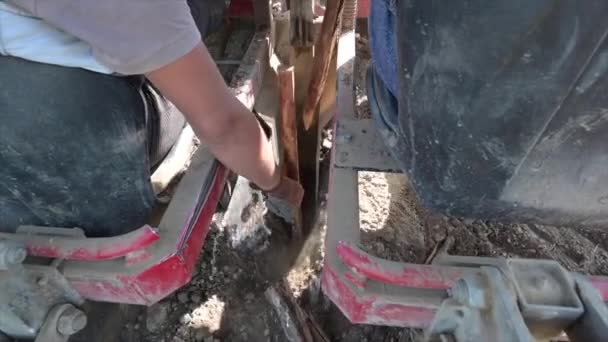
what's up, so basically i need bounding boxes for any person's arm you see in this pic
[146,43,280,190]
[9,0,303,203]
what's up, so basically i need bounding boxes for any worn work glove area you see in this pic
[223,175,303,254]
[265,175,304,209]
[263,175,304,225]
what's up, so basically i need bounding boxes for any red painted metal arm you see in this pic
[337,241,469,290]
[588,275,608,302]
[0,225,159,261]
[338,241,608,302]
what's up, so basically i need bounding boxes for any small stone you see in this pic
[194,330,208,341]
[264,329,270,336]
[191,293,202,304]
[179,313,192,325]
[177,292,189,303]
[462,218,475,225]
[146,303,169,332]
[245,293,255,302]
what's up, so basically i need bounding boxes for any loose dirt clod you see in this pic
[146,303,169,333]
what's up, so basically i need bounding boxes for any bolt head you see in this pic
[6,247,26,265]
[57,306,87,336]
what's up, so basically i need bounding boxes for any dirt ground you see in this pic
[88,29,608,342]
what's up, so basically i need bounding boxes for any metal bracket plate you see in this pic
[334,118,401,172]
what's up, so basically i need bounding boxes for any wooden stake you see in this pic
[302,0,346,130]
[278,66,300,182]
[278,66,303,239]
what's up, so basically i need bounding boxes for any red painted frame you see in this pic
[0,225,159,261]
[66,163,229,305]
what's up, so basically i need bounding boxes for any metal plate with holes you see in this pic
[334,118,401,172]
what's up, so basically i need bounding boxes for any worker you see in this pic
[0,0,303,237]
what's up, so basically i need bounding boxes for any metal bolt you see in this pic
[0,243,27,269]
[56,306,87,336]
[449,279,470,305]
[37,276,49,286]
[5,246,26,265]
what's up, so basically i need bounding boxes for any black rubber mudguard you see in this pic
[395,0,608,227]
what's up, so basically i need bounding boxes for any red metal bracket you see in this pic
[0,226,159,261]
[65,162,228,305]
[336,241,466,290]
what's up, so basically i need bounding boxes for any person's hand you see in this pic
[251,174,304,222]
[266,175,304,208]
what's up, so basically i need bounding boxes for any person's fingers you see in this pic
[269,177,304,207]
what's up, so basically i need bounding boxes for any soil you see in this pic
[80,23,608,342]
[354,34,371,119]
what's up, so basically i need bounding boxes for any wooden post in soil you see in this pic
[277,66,303,238]
[278,67,300,183]
[289,0,318,230]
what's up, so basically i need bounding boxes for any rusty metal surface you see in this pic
[334,118,401,172]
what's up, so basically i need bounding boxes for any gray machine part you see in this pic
[566,274,608,341]
[0,239,85,340]
[35,304,87,342]
[425,258,608,341]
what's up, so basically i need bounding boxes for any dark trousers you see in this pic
[0,0,226,236]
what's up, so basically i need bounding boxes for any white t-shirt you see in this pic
[0,1,112,73]
[2,0,201,75]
